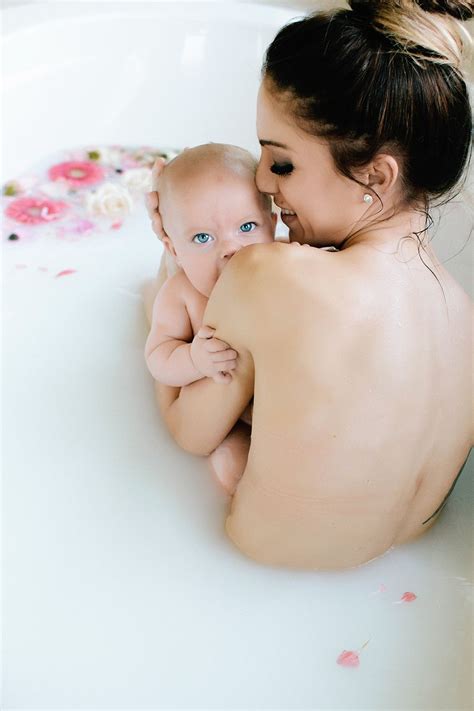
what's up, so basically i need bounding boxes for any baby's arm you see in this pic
[145,273,238,387]
[145,274,201,386]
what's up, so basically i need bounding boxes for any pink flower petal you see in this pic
[401,592,417,602]
[48,161,104,187]
[5,197,68,225]
[337,650,360,668]
[55,269,77,278]
[370,583,387,596]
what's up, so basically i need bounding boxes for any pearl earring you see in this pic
[363,193,373,205]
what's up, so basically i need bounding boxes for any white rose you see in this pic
[85,183,133,219]
[121,168,152,194]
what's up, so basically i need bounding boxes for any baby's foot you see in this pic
[208,423,251,496]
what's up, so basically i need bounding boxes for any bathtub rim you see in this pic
[1,1,304,39]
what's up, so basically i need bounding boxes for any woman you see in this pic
[144,0,473,570]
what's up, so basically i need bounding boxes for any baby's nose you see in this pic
[220,240,240,260]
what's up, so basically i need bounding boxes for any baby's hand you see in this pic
[190,326,237,384]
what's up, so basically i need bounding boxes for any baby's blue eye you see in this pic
[240,222,257,233]
[193,233,213,244]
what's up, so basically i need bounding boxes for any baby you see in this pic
[144,143,277,493]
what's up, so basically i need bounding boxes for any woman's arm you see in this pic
[157,245,265,456]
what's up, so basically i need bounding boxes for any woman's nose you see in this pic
[256,157,277,196]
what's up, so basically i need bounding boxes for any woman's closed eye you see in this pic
[192,233,213,244]
[270,162,294,176]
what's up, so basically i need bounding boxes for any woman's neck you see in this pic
[341,207,440,266]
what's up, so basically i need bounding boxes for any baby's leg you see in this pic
[209,421,251,496]
[143,256,250,494]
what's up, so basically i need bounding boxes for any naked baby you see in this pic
[144,143,276,494]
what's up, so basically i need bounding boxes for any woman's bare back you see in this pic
[224,241,473,569]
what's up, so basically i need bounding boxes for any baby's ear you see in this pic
[151,156,167,191]
[162,235,180,264]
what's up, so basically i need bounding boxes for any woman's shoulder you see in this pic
[231,241,334,283]
[208,241,345,328]
[234,241,349,301]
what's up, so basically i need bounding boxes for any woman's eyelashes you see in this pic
[270,162,294,176]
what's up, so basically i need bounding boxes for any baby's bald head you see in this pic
[153,143,276,296]
[156,143,271,234]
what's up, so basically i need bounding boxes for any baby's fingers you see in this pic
[212,371,233,384]
[196,325,216,340]
[211,349,238,363]
[206,337,234,353]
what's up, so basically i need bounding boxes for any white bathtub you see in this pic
[2,2,473,708]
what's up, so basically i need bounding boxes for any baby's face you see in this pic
[160,170,276,297]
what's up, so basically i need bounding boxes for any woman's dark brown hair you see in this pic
[262,0,473,209]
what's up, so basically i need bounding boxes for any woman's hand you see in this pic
[190,326,237,384]
[145,156,167,240]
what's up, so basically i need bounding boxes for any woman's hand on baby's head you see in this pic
[190,326,237,384]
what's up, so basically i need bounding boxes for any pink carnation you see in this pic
[48,161,104,187]
[5,197,68,225]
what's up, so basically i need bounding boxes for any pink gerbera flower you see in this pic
[48,161,104,187]
[5,197,68,225]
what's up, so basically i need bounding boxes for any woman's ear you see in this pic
[363,154,400,195]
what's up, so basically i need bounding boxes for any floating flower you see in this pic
[85,182,133,220]
[3,181,20,196]
[121,156,141,170]
[48,161,104,187]
[5,197,68,225]
[337,650,360,668]
[121,167,152,194]
[132,146,180,167]
[337,639,370,668]
[370,583,387,596]
[72,218,95,234]
[55,269,77,278]
[94,146,124,167]
[56,219,96,240]
[393,591,417,604]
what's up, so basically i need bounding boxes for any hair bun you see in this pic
[348,0,376,19]
[349,0,474,21]
[416,0,474,20]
